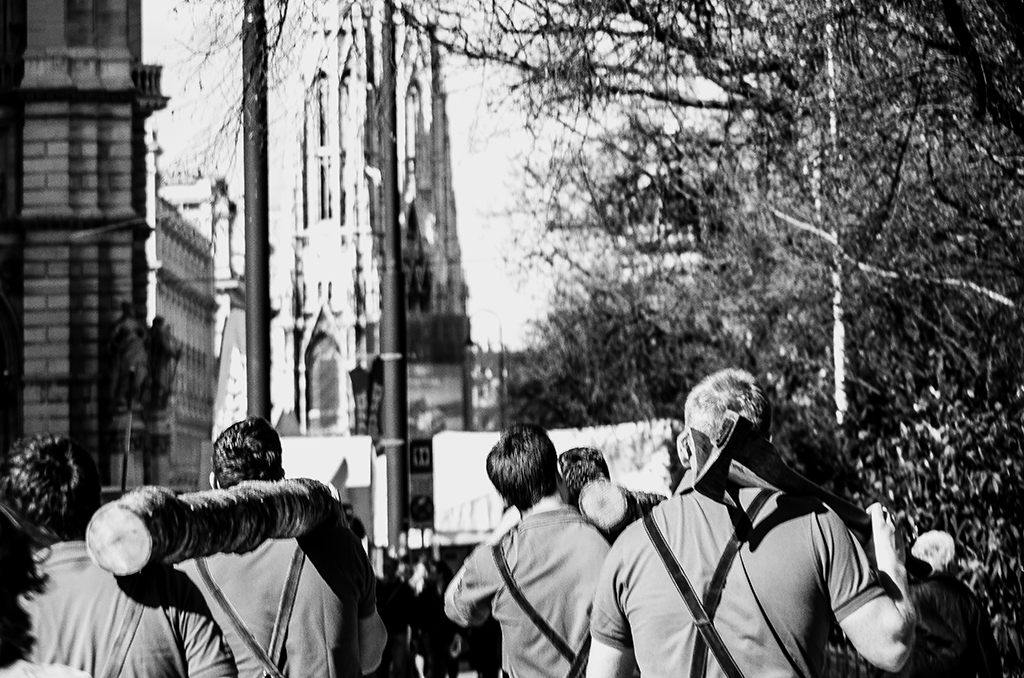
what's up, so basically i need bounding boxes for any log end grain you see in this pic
[86,502,153,576]
[579,480,631,533]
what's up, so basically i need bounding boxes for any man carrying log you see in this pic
[587,368,918,678]
[179,416,387,678]
[444,424,610,678]
[0,434,237,678]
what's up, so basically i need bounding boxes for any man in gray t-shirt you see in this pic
[445,425,610,678]
[587,369,918,678]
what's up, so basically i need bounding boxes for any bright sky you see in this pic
[142,0,542,350]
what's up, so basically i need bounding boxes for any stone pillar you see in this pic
[69,102,101,218]
[21,102,72,218]
[21,232,71,437]
[98,103,134,218]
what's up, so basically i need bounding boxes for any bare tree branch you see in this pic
[770,205,1016,308]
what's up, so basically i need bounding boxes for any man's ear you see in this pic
[209,472,218,490]
[676,428,693,468]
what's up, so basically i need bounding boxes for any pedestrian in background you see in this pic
[376,554,416,678]
[558,447,610,510]
[892,530,1002,678]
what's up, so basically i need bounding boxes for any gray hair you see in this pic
[684,368,772,443]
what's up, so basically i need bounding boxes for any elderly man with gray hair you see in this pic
[588,368,917,678]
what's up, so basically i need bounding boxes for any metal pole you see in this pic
[498,326,507,430]
[381,0,408,549]
[243,0,271,419]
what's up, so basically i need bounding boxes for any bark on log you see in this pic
[86,478,339,575]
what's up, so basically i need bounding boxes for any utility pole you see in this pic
[380,0,408,549]
[242,0,271,419]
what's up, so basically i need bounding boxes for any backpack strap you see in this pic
[195,556,286,678]
[267,546,306,670]
[491,543,589,678]
[100,569,150,678]
[690,489,774,678]
[643,489,772,678]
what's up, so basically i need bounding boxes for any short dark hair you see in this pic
[486,424,558,511]
[0,501,46,667]
[213,416,285,489]
[684,368,772,443]
[559,447,610,508]
[0,434,101,541]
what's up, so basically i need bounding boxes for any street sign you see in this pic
[408,438,434,529]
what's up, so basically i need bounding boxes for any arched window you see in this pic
[306,335,342,433]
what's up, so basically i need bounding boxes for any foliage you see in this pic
[416,0,1024,671]
[845,389,1024,669]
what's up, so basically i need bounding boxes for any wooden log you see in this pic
[86,478,340,576]
[578,480,666,540]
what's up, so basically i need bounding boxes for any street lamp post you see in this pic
[467,309,507,432]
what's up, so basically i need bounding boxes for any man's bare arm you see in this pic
[840,503,917,672]
[586,638,636,678]
[359,610,388,675]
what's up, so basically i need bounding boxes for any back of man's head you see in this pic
[0,434,101,541]
[911,530,956,575]
[213,416,284,489]
[486,424,558,512]
[559,447,610,508]
[684,368,772,443]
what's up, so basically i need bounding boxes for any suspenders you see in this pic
[196,545,306,678]
[100,569,150,678]
[643,489,774,678]
[491,544,591,678]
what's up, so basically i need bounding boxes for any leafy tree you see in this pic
[416,0,1024,670]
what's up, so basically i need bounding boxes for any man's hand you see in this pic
[866,502,908,595]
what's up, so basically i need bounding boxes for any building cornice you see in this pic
[0,61,168,112]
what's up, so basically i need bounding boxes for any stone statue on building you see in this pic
[108,301,149,412]
[148,316,182,410]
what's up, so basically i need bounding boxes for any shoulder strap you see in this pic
[491,543,589,677]
[690,489,774,678]
[195,557,286,678]
[643,512,746,678]
[267,546,306,670]
[101,569,149,678]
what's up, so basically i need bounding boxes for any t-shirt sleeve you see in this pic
[172,570,238,678]
[815,508,885,622]
[345,529,378,619]
[444,543,500,628]
[589,535,632,650]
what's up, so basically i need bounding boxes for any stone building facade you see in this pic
[0,0,216,491]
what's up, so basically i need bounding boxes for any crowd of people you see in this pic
[0,367,1004,678]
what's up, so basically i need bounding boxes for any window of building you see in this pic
[319,157,332,220]
[307,336,342,433]
[316,71,329,147]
